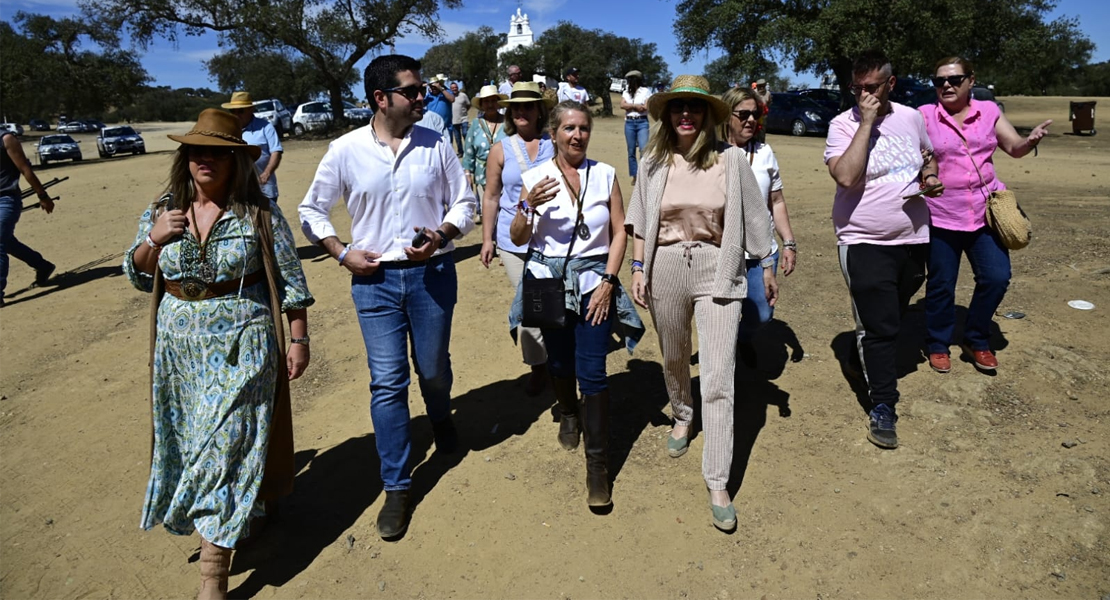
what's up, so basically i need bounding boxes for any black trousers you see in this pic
[838,243,927,407]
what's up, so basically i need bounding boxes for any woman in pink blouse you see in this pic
[919,56,1051,374]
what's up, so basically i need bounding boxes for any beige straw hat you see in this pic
[647,75,730,122]
[167,109,261,161]
[475,84,508,101]
[220,91,254,109]
[498,81,558,109]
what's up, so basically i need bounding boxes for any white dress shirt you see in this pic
[298,118,477,263]
[621,87,652,118]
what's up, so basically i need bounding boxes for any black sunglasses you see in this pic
[731,109,758,121]
[931,75,970,88]
[385,85,423,101]
[668,100,706,113]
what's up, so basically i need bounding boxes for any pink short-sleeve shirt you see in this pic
[919,99,1005,231]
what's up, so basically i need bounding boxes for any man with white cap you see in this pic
[423,73,455,129]
[557,67,590,104]
[222,91,284,202]
[619,69,651,182]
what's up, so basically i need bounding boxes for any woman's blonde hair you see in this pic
[645,101,721,170]
[548,100,592,156]
[719,87,764,141]
[164,146,267,218]
[503,101,550,137]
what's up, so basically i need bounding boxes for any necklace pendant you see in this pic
[577,222,590,241]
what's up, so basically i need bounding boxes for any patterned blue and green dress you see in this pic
[124,200,313,548]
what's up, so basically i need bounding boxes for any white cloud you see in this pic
[522,0,567,17]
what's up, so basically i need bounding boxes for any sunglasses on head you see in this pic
[931,75,970,88]
[848,81,887,95]
[731,109,758,121]
[668,100,706,114]
[385,85,423,101]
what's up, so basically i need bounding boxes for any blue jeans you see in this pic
[541,290,613,396]
[738,251,779,343]
[1,194,51,300]
[624,119,649,177]
[351,255,457,491]
[450,122,469,155]
[925,225,1011,354]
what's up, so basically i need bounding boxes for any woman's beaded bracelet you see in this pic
[782,240,797,251]
[145,233,162,250]
[630,259,644,269]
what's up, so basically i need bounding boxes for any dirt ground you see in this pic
[1,95,1108,599]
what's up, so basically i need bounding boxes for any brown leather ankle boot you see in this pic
[198,538,232,600]
[551,376,581,451]
[582,390,612,507]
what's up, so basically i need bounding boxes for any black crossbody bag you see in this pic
[521,162,590,329]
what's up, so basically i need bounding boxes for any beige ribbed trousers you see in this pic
[502,250,547,366]
[648,243,742,490]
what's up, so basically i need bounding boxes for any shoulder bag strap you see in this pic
[555,161,590,278]
[507,134,531,174]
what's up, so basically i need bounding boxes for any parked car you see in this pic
[609,78,627,94]
[57,121,87,133]
[97,125,146,157]
[0,123,24,136]
[343,101,372,125]
[292,101,333,135]
[971,85,1005,112]
[889,77,931,105]
[29,119,51,131]
[82,119,106,131]
[36,134,82,165]
[766,93,837,136]
[790,88,842,111]
[252,98,293,136]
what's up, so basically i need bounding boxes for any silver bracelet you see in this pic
[783,239,797,251]
[145,233,162,250]
[290,336,310,346]
[337,244,351,266]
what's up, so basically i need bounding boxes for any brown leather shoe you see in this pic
[965,347,998,371]
[928,353,951,373]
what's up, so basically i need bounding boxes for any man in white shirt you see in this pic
[298,54,476,540]
[499,66,522,115]
[557,67,590,104]
[618,70,651,181]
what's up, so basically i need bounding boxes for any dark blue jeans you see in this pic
[624,118,649,177]
[1,194,52,300]
[450,122,469,155]
[541,290,613,396]
[351,255,457,491]
[738,251,779,342]
[925,225,1011,354]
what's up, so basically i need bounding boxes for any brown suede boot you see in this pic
[198,538,232,600]
[582,390,612,507]
[551,376,581,451]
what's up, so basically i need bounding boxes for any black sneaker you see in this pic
[432,416,459,453]
[377,490,411,539]
[867,403,899,449]
[33,262,56,287]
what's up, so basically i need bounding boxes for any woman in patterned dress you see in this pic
[124,109,313,599]
[461,84,508,212]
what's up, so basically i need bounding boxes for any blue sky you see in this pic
[3,0,1107,96]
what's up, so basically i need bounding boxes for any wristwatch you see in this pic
[435,229,450,249]
[601,273,619,285]
[291,335,310,346]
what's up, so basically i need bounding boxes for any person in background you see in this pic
[462,85,508,216]
[480,81,555,397]
[558,67,590,104]
[919,56,1051,375]
[299,54,476,540]
[424,74,455,128]
[223,91,284,203]
[500,65,523,97]
[125,109,313,599]
[1,129,56,307]
[824,50,941,450]
[449,82,472,156]
[720,86,798,368]
[625,75,773,533]
[509,100,643,508]
[619,70,651,183]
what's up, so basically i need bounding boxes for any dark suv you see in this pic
[766,93,837,136]
[97,125,147,157]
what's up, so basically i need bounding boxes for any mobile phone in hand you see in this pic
[902,182,942,200]
[412,228,430,247]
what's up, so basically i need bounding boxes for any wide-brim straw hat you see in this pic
[167,108,261,161]
[625,70,643,80]
[429,73,449,85]
[475,84,508,102]
[647,75,731,123]
[498,81,557,109]
[221,91,254,109]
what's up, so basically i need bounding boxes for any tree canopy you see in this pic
[205,49,358,107]
[674,0,1094,101]
[1,12,149,122]
[702,55,790,94]
[81,0,463,119]
[421,26,505,95]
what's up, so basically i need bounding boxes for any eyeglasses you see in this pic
[668,100,706,114]
[848,81,887,95]
[385,85,423,101]
[188,145,235,158]
[731,109,758,121]
[931,75,970,88]
[228,108,250,114]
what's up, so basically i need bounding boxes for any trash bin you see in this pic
[1069,101,1096,135]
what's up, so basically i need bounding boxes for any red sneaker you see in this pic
[964,347,998,371]
[928,353,951,373]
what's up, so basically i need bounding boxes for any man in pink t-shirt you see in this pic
[824,50,941,450]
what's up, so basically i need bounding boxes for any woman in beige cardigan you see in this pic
[625,75,772,532]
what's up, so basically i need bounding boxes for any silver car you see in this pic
[252,99,293,137]
[36,134,82,165]
[97,125,146,158]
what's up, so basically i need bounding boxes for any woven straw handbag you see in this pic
[984,189,1032,250]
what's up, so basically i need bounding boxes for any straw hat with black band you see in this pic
[499,81,558,109]
[647,75,731,123]
[475,84,508,102]
[221,91,254,110]
[168,108,262,161]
